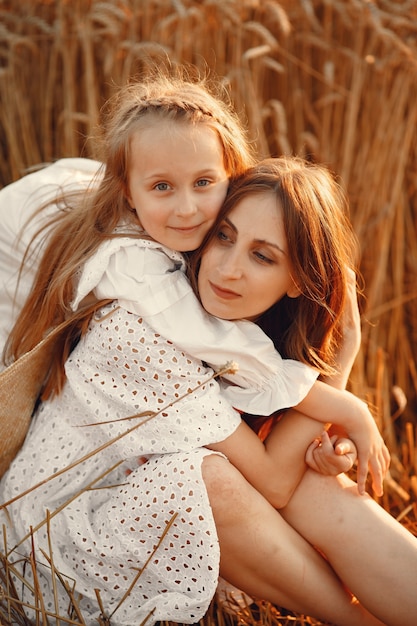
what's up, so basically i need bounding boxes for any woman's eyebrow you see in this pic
[256,239,287,255]
[225,216,287,255]
[223,216,237,232]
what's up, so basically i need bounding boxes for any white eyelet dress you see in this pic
[0,231,318,626]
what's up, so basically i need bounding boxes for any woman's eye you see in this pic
[155,182,170,191]
[216,229,230,242]
[254,251,273,264]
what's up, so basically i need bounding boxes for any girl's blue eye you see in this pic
[196,179,210,187]
[155,182,170,191]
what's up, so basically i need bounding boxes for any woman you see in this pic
[190,157,417,625]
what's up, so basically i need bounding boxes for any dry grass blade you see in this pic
[106,513,178,623]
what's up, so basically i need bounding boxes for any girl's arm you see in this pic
[207,419,311,509]
[207,416,354,509]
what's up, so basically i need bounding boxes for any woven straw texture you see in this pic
[0,323,67,479]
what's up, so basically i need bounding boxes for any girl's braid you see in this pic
[118,90,236,135]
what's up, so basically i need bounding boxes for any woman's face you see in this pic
[197,192,300,321]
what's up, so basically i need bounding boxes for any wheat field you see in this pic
[0,1,417,624]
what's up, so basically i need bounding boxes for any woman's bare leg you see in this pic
[281,469,417,626]
[202,455,385,626]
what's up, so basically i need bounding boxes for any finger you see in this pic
[356,453,368,495]
[308,444,333,474]
[376,444,388,472]
[370,458,384,497]
[305,444,315,465]
[334,438,356,457]
[372,473,384,497]
[383,445,391,473]
[335,442,349,455]
[312,446,350,475]
[305,441,321,470]
[344,451,356,471]
[317,431,334,453]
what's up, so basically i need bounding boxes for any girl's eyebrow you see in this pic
[143,168,223,182]
[224,216,287,255]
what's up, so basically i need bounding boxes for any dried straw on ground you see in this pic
[0,1,417,624]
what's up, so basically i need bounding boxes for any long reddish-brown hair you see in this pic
[4,68,256,397]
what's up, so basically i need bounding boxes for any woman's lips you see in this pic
[209,281,240,300]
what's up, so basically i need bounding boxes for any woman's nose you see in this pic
[218,250,243,279]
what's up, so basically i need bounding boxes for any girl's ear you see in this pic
[287,281,301,299]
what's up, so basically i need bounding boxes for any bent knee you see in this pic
[201,454,237,495]
[202,454,252,516]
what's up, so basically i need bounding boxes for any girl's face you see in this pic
[127,120,229,252]
[198,192,301,321]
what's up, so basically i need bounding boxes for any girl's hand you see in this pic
[305,431,357,475]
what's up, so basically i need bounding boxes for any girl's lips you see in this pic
[170,224,202,233]
[209,281,240,300]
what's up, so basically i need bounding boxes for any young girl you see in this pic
[0,73,397,625]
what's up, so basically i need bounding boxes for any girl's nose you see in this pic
[175,190,198,216]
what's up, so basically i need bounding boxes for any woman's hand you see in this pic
[317,269,391,495]
[305,430,357,476]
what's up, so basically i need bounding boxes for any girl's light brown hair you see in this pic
[190,156,359,376]
[4,67,256,397]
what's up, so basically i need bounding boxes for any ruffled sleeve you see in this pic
[72,237,318,416]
